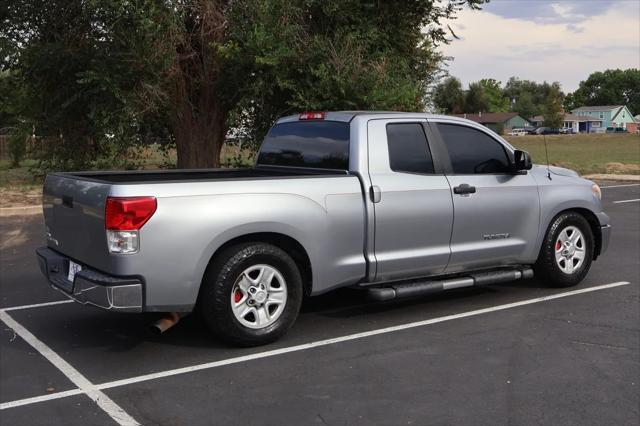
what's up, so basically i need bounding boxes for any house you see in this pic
[452,112,530,133]
[530,113,603,134]
[571,105,636,132]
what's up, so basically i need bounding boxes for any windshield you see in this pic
[257,121,350,170]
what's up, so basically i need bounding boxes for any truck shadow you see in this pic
[18,277,555,354]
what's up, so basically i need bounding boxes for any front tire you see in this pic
[199,243,303,346]
[534,212,594,287]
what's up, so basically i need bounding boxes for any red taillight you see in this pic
[299,111,325,120]
[105,197,157,230]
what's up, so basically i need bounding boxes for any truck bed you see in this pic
[59,166,347,184]
[42,167,365,304]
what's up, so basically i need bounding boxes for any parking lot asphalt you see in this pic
[1,183,638,426]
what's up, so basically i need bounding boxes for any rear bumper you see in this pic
[36,247,143,312]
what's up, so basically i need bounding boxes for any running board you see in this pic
[365,268,534,302]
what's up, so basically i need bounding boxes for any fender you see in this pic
[531,177,606,263]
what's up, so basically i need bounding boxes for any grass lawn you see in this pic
[505,133,640,175]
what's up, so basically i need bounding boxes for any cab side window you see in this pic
[436,124,511,174]
[386,123,435,174]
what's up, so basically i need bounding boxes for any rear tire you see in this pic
[199,242,303,347]
[534,212,594,287]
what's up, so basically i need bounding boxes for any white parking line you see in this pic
[0,389,84,410]
[0,311,140,425]
[613,199,640,204]
[2,299,74,312]
[601,183,640,188]
[0,280,631,412]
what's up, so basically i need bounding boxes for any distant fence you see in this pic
[0,135,11,161]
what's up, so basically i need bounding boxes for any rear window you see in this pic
[257,121,350,170]
[386,123,434,174]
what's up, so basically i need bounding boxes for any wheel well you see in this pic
[206,232,313,297]
[564,208,603,260]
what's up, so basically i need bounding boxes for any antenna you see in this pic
[543,134,552,180]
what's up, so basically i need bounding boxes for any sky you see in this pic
[442,0,640,92]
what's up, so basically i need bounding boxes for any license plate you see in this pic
[67,260,82,282]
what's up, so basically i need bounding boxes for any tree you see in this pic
[478,79,509,112]
[232,0,489,144]
[565,69,640,115]
[0,71,21,130]
[543,83,564,128]
[433,77,465,114]
[2,0,489,170]
[504,77,564,119]
[1,0,174,171]
[512,92,536,120]
[465,82,489,113]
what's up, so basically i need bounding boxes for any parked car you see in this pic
[507,128,527,136]
[606,127,627,133]
[36,112,611,346]
[559,127,575,134]
[535,127,561,135]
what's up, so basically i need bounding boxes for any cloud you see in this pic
[566,24,584,33]
[441,1,640,92]
[484,0,620,24]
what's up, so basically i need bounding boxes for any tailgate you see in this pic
[43,174,111,269]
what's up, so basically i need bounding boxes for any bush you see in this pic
[8,133,27,167]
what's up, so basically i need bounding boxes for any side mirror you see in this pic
[514,150,532,171]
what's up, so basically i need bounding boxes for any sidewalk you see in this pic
[0,205,42,217]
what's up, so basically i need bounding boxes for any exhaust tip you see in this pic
[150,312,181,334]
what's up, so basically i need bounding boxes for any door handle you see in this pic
[453,183,476,195]
[369,185,381,203]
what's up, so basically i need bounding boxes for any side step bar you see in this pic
[366,268,534,302]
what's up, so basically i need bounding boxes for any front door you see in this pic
[368,119,454,282]
[432,122,541,272]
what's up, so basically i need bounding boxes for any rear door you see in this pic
[368,119,454,282]
[431,121,540,272]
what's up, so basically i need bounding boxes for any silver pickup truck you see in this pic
[37,111,611,346]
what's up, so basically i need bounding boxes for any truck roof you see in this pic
[275,111,474,125]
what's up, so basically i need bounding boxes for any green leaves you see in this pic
[229,0,482,143]
[3,0,489,170]
[479,79,510,113]
[543,83,564,128]
[2,0,174,172]
[433,77,465,114]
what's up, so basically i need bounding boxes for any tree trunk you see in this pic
[173,103,226,169]
[169,0,230,169]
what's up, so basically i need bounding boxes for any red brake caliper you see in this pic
[234,289,243,303]
[555,240,562,251]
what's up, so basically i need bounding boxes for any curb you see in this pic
[583,174,640,182]
[0,206,42,217]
